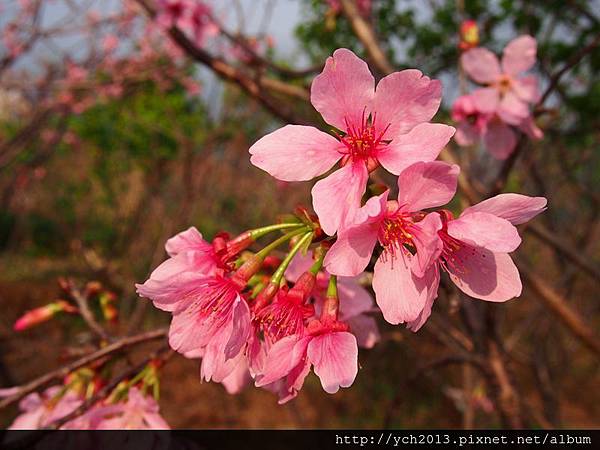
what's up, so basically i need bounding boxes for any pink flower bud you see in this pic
[13,301,77,331]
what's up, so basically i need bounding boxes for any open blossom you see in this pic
[452,93,542,159]
[256,317,358,401]
[250,48,454,235]
[2,386,83,430]
[286,254,380,348]
[408,194,547,331]
[92,388,169,430]
[325,161,459,324]
[456,35,543,158]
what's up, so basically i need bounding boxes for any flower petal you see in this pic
[371,69,442,138]
[165,226,211,256]
[512,75,539,103]
[372,253,434,324]
[377,123,455,175]
[461,48,501,84]
[311,162,369,236]
[447,249,522,302]
[310,48,375,131]
[249,125,343,181]
[471,87,499,114]
[483,120,517,160]
[255,336,310,387]
[502,35,537,75]
[461,194,547,225]
[406,265,440,332]
[397,161,459,212]
[412,212,443,277]
[307,331,358,394]
[448,212,521,253]
[338,279,375,319]
[497,91,530,125]
[346,315,380,348]
[323,191,387,276]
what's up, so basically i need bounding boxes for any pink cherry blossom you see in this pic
[452,93,543,159]
[286,254,380,348]
[325,161,459,324]
[256,318,358,402]
[4,386,82,429]
[250,48,454,235]
[407,194,547,331]
[461,35,539,125]
[93,388,170,429]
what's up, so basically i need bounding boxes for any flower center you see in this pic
[496,75,512,94]
[338,110,390,171]
[254,294,313,343]
[377,206,417,260]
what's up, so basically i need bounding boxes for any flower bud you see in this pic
[459,20,479,51]
[13,300,78,331]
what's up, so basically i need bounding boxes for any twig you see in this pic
[68,283,111,342]
[46,347,174,429]
[0,328,168,410]
[519,265,600,357]
[339,0,394,75]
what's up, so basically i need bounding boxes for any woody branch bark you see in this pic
[0,328,168,410]
[134,0,310,125]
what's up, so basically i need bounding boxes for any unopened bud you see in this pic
[253,281,280,312]
[459,20,479,51]
[14,300,77,331]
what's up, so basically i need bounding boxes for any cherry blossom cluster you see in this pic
[453,35,543,158]
[1,367,169,430]
[137,48,546,404]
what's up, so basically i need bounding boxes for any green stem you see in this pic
[270,231,314,285]
[326,274,338,298]
[309,248,327,275]
[249,222,304,240]
[254,227,309,260]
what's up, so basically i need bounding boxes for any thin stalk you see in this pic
[270,232,315,285]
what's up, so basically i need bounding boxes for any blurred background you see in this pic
[0,0,599,428]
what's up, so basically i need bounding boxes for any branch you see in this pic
[46,346,174,430]
[0,328,168,410]
[339,0,394,75]
[134,0,310,125]
[66,282,111,342]
[519,265,600,357]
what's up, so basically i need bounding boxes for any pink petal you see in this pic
[497,91,530,125]
[447,212,521,253]
[338,279,375,319]
[307,331,358,394]
[371,69,442,138]
[411,212,443,277]
[323,191,387,276]
[447,250,522,302]
[249,125,343,181]
[347,315,380,348]
[461,48,501,84]
[461,193,547,225]
[220,358,251,394]
[406,265,440,332]
[285,253,316,283]
[471,87,499,113]
[519,115,544,140]
[311,162,369,236]
[377,123,455,175]
[277,354,311,405]
[372,253,434,324]
[324,222,378,276]
[397,161,459,212]
[224,297,251,359]
[502,35,537,75]
[483,120,517,159]
[310,48,374,131]
[165,226,211,256]
[512,75,539,103]
[255,335,310,387]
[454,122,479,146]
